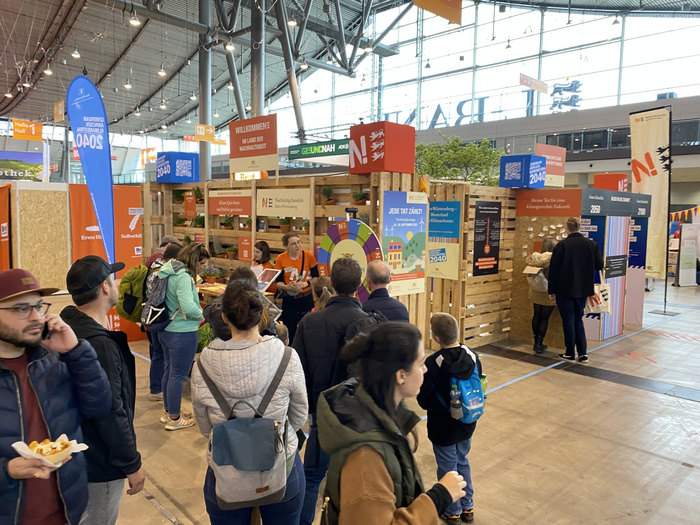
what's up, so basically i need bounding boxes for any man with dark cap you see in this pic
[0,268,111,525]
[145,235,183,268]
[60,256,145,525]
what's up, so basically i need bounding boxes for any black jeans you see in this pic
[281,293,314,343]
[531,304,555,339]
[556,296,588,357]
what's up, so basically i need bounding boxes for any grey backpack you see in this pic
[197,347,292,510]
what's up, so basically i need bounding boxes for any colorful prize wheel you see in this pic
[317,219,383,301]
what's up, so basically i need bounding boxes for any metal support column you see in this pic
[537,8,545,115]
[471,2,479,123]
[199,0,212,182]
[61,133,70,183]
[250,0,265,117]
[274,0,306,142]
[225,52,247,119]
[416,8,424,130]
[617,15,626,105]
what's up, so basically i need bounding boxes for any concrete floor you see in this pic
[109,280,700,525]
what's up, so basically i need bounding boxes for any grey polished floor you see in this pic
[111,280,700,524]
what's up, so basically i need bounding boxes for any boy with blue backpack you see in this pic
[417,313,484,524]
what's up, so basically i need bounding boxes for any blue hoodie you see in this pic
[158,259,203,333]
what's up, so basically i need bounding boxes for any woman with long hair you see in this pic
[193,280,308,524]
[317,322,466,525]
[526,238,558,354]
[158,242,210,430]
[253,240,276,294]
[311,275,334,311]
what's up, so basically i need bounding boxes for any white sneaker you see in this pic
[164,415,196,431]
[160,411,192,424]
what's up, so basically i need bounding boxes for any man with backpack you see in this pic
[417,313,484,524]
[292,257,382,525]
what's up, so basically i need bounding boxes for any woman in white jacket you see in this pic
[192,280,308,524]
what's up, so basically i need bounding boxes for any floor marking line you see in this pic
[487,314,681,394]
[141,488,184,525]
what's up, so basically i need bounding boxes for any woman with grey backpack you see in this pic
[525,238,558,354]
[192,280,308,524]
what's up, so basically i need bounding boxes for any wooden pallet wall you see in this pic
[426,184,517,349]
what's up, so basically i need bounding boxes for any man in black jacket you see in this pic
[292,257,368,525]
[61,256,145,525]
[548,217,604,363]
[362,260,409,322]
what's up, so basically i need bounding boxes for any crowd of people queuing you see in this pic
[0,218,601,524]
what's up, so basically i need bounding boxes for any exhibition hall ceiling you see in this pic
[0,0,698,139]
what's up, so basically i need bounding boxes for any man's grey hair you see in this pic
[366,260,391,285]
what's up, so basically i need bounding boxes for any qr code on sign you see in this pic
[175,159,192,178]
[504,162,521,180]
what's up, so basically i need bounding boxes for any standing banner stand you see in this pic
[0,184,11,271]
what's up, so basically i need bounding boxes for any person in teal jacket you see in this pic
[158,242,210,430]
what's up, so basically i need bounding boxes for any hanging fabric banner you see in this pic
[66,75,116,264]
[0,184,10,271]
[629,106,670,278]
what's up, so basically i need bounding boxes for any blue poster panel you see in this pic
[427,201,462,280]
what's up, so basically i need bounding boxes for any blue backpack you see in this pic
[437,345,486,424]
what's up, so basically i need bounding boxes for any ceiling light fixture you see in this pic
[134,107,141,116]
[225,40,235,52]
[43,64,53,75]
[612,16,620,25]
[161,124,167,130]
[505,38,512,50]
[159,99,167,110]
[129,12,141,26]
[158,65,167,77]
[71,47,81,59]
[288,15,297,27]
[300,58,309,71]
[424,59,431,69]
[213,109,220,118]
[190,91,197,100]
[245,103,252,112]
[22,77,32,88]
[124,79,132,89]
[4,90,13,99]
[227,82,233,90]
[185,115,191,123]
[364,44,373,54]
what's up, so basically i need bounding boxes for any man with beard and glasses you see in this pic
[61,256,146,525]
[0,268,111,525]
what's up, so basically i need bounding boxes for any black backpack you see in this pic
[344,310,389,343]
[140,274,177,332]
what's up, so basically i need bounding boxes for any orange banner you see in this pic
[12,119,43,141]
[54,101,65,123]
[415,0,461,25]
[184,193,197,219]
[69,185,143,275]
[0,185,11,271]
[239,236,252,262]
[106,307,146,341]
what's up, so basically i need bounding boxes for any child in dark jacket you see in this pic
[417,313,482,525]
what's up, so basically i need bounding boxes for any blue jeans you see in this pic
[556,296,588,357]
[157,330,197,416]
[146,330,164,395]
[300,419,330,525]
[433,440,474,516]
[205,452,305,525]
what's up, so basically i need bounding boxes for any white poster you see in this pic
[629,107,670,279]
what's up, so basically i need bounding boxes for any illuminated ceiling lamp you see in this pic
[190,91,197,100]
[124,79,132,89]
[185,115,192,123]
[213,109,220,118]
[22,76,32,88]
[245,102,252,112]
[227,82,233,90]
[43,63,53,75]
[424,59,431,69]
[71,47,81,59]
[287,14,297,27]
[159,99,167,110]
[158,65,167,77]
[4,89,13,98]
[364,43,373,54]
[225,39,235,52]
[134,107,141,116]
[299,57,309,71]
[129,10,141,26]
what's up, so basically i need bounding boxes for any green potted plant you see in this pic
[193,186,204,203]
[201,265,220,284]
[303,220,310,235]
[174,216,187,226]
[172,189,185,204]
[183,235,192,245]
[351,190,369,205]
[242,218,252,231]
[194,215,205,228]
[279,217,291,234]
[222,215,234,230]
[321,186,335,205]
[226,245,238,260]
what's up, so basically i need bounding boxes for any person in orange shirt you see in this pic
[274,232,318,342]
[253,241,276,295]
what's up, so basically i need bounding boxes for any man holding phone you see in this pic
[0,268,112,525]
[61,256,146,525]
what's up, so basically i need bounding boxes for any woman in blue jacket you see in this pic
[158,242,210,430]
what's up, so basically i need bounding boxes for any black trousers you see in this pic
[532,304,555,339]
[281,293,314,344]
